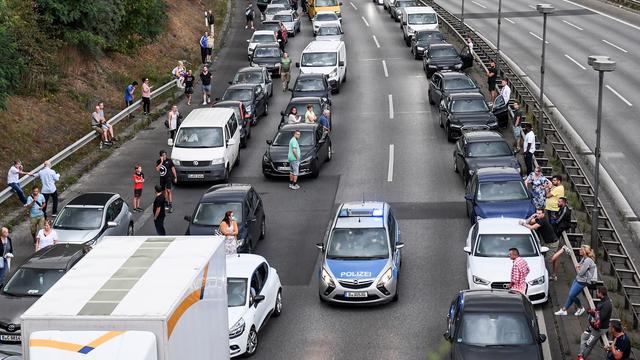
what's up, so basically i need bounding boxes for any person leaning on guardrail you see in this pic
[605,320,631,360]
[6,160,32,205]
[554,245,596,317]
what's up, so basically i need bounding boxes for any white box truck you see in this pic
[20,236,229,360]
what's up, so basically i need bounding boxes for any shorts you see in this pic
[185,86,193,95]
[545,241,559,260]
[207,47,213,55]
[512,125,522,140]
[281,72,290,82]
[290,160,300,176]
[30,216,45,237]
[159,177,173,190]
[93,126,104,135]
[246,14,254,21]
[134,188,142,197]
[202,84,211,93]
[488,82,496,91]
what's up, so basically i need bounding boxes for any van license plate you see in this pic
[344,291,367,298]
[0,335,21,342]
[187,174,204,179]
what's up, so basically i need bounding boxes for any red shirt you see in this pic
[133,173,144,190]
[510,257,530,294]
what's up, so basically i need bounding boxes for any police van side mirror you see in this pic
[463,246,471,254]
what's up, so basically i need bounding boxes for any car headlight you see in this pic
[329,69,337,78]
[454,63,463,69]
[229,318,245,339]
[263,154,270,162]
[528,276,545,286]
[428,65,437,69]
[321,267,335,286]
[475,215,484,222]
[472,275,490,285]
[450,123,463,129]
[211,158,224,165]
[173,159,181,165]
[376,268,393,287]
[417,46,424,51]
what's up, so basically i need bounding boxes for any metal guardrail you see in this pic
[421,0,640,330]
[0,80,178,207]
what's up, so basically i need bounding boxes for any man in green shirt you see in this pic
[280,52,292,92]
[288,130,301,190]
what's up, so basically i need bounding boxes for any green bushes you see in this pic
[0,1,26,109]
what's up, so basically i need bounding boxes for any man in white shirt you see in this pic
[522,123,536,176]
[6,160,31,204]
[35,161,61,215]
[500,79,511,105]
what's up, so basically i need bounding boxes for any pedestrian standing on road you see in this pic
[245,1,255,30]
[171,61,186,88]
[153,184,167,236]
[141,78,152,115]
[277,26,286,52]
[304,104,317,123]
[132,165,145,212]
[486,60,498,101]
[7,160,32,205]
[605,320,631,360]
[288,107,301,123]
[35,161,60,216]
[166,105,181,145]
[184,70,195,105]
[200,66,213,105]
[554,245,596,316]
[508,248,529,294]
[205,10,215,35]
[280,52,292,91]
[577,286,612,360]
[512,102,525,150]
[522,123,536,176]
[35,220,58,251]
[319,109,330,132]
[220,210,239,255]
[521,208,558,260]
[206,32,215,63]
[499,79,511,105]
[155,150,176,213]
[0,227,14,285]
[124,81,138,108]
[545,175,565,220]
[288,130,301,190]
[25,186,46,243]
[199,32,209,64]
[525,166,550,209]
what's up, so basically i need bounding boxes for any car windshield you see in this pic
[451,99,489,113]
[327,228,389,259]
[286,103,321,117]
[318,26,341,35]
[234,71,263,84]
[227,278,248,307]
[252,34,275,43]
[416,32,442,41]
[274,14,293,22]
[294,78,326,91]
[397,1,417,8]
[444,77,476,90]
[301,52,337,67]
[430,47,458,58]
[467,141,512,158]
[272,130,314,146]
[316,13,338,21]
[254,47,280,58]
[174,127,224,148]
[316,0,339,6]
[459,312,534,346]
[223,89,253,102]
[266,7,285,15]
[192,202,242,226]
[2,268,66,296]
[475,234,537,257]
[408,13,437,24]
[53,207,102,230]
[477,180,529,202]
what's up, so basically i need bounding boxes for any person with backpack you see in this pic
[554,245,597,316]
[245,2,255,30]
[577,286,612,359]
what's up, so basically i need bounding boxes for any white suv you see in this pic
[464,218,549,304]
[227,254,282,358]
[246,30,278,59]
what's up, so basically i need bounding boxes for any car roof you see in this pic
[303,40,342,52]
[429,43,455,50]
[316,10,339,15]
[404,6,436,14]
[180,108,235,128]
[440,71,472,79]
[213,100,242,108]
[448,92,485,100]
[460,290,529,313]
[252,30,276,36]
[201,183,252,203]
[296,73,326,80]
[476,218,532,235]
[226,254,269,278]
[476,166,522,180]
[334,201,387,229]
[227,83,257,90]
[67,193,116,207]
[22,244,88,270]
[279,123,319,131]
[463,130,505,141]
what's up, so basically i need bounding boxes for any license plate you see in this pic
[0,335,21,342]
[277,166,290,171]
[442,66,449,70]
[344,291,368,298]
[187,174,204,179]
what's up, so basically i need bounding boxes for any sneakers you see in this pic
[574,308,585,316]
[549,274,558,281]
[554,309,568,316]
[291,184,300,190]
[202,101,207,105]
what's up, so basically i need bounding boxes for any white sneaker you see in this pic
[574,308,585,316]
[202,102,207,105]
[554,309,567,316]
[288,184,293,189]
[291,184,300,190]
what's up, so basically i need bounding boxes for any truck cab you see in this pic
[307,0,343,20]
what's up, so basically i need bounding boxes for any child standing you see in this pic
[133,165,145,212]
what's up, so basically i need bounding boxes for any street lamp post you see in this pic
[587,55,616,248]
[536,4,554,143]
[496,0,503,73]
[461,0,466,29]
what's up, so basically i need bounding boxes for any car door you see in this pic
[227,116,240,166]
[429,74,441,104]
[254,86,266,116]
[460,47,473,69]
[102,201,119,239]
[315,127,328,162]
[263,68,273,97]
[223,123,233,168]
[251,189,265,234]
[251,266,270,329]
[257,263,277,322]
[454,139,464,175]
[111,198,127,235]
[244,193,259,248]
[465,175,477,218]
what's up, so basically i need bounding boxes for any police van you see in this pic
[316,201,404,304]
[401,6,439,46]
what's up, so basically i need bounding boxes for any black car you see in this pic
[0,244,90,344]
[428,71,480,106]
[212,100,252,147]
[279,96,331,127]
[410,30,444,59]
[444,290,546,359]
[250,43,284,76]
[423,43,473,78]
[290,73,332,103]
[262,123,332,178]
[184,184,265,253]
[220,84,268,124]
[390,0,418,21]
[439,92,501,141]
[453,130,520,184]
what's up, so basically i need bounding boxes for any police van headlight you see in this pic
[321,267,335,286]
[173,159,181,165]
[329,68,338,79]
[528,276,545,286]
[376,268,393,287]
[472,275,490,285]
[229,318,245,339]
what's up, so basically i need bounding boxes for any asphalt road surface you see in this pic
[2,0,565,358]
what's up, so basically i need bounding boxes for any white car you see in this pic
[312,11,341,35]
[227,254,282,358]
[246,30,278,59]
[264,4,287,21]
[464,218,549,304]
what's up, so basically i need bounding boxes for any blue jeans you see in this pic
[9,182,27,204]
[0,259,7,285]
[564,280,586,309]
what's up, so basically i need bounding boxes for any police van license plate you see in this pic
[187,174,205,179]
[0,334,21,342]
[344,291,367,298]
[277,166,290,171]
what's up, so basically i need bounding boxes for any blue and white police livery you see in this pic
[316,201,404,304]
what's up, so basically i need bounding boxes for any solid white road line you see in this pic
[529,32,550,44]
[373,35,381,48]
[387,144,395,182]
[562,19,583,31]
[382,60,389,77]
[362,16,370,27]
[602,39,629,53]
[472,0,487,8]
[564,54,586,70]
[350,2,358,10]
[563,0,640,31]
[504,17,516,24]
[535,309,553,360]
[606,85,633,106]
[388,94,394,119]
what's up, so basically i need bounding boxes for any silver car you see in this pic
[230,67,273,98]
[315,24,344,41]
[273,10,301,36]
[53,192,134,246]
[264,4,287,21]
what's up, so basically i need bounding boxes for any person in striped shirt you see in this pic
[509,248,530,294]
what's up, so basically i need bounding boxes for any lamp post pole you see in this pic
[461,0,465,29]
[496,0,503,73]
[536,4,554,143]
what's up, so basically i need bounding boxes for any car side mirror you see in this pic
[396,242,405,249]
[463,246,471,254]
[486,101,493,108]
[464,194,473,201]
[246,39,251,43]
[443,331,451,341]
[295,62,300,68]
[538,334,547,343]
[214,97,220,101]
[106,221,118,228]
[540,246,549,254]
[338,60,345,67]
[315,242,325,252]
[266,139,273,145]
[253,294,265,306]
[439,102,445,111]
[228,81,232,85]
[184,215,192,222]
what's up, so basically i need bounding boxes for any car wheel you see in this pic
[326,142,332,162]
[127,223,134,236]
[245,327,258,357]
[259,216,266,240]
[446,124,455,142]
[310,159,320,178]
[453,157,458,173]
[235,152,240,167]
[272,290,283,317]
[263,103,268,116]
[428,90,434,105]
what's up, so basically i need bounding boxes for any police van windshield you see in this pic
[301,52,337,67]
[408,13,437,25]
[327,228,389,259]
[175,127,224,148]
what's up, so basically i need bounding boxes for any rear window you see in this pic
[477,181,529,202]
[316,13,338,21]
[459,312,534,345]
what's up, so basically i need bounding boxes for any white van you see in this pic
[296,40,347,93]
[171,108,241,182]
[401,6,439,45]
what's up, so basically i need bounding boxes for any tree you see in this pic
[0,0,26,109]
